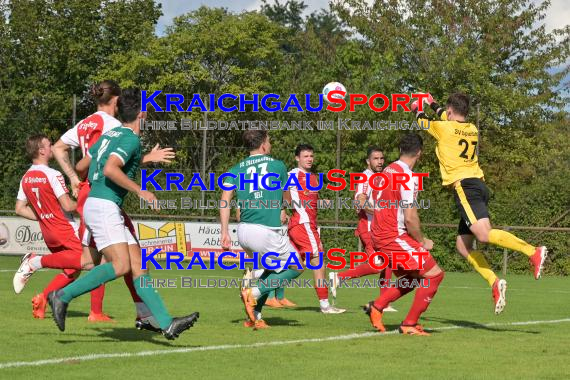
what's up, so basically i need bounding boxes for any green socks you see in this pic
[133,274,173,329]
[60,262,116,303]
[257,269,301,297]
[275,286,285,300]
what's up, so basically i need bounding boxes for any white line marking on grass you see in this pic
[0,318,569,370]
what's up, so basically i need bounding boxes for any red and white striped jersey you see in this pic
[288,168,319,229]
[371,160,419,247]
[17,164,77,247]
[60,111,121,157]
[355,168,374,236]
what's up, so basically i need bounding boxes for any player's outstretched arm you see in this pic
[53,139,80,195]
[15,200,37,221]
[411,93,447,140]
[220,189,234,250]
[141,144,175,166]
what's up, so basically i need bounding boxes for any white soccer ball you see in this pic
[322,82,347,103]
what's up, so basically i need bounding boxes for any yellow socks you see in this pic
[488,229,535,257]
[467,251,498,287]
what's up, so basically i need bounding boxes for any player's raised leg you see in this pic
[457,233,506,314]
[470,218,547,280]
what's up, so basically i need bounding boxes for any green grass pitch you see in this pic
[0,255,569,378]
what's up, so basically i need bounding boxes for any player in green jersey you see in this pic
[220,130,303,330]
[47,89,199,340]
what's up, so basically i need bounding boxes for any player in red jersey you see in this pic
[287,144,345,313]
[364,134,445,336]
[13,134,103,319]
[52,81,173,329]
[331,147,397,312]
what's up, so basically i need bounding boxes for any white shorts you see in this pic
[83,197,137,251]
[237,223,299,272]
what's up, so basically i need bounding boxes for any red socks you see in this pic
[373,275,415,311]
[124,272,143,303]
[42,272,76,298]
[89,285,106,314]
[41,250,82,270]
[315,286,328,300]
[338,263,381,279]
[403,272,445,326]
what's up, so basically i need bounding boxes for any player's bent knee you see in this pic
[423,265,443,278]
[474,230,490,243]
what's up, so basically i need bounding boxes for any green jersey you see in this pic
[223,154,287,228]
[87,126,141,207]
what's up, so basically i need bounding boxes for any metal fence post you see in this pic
[502,227,509,275]
[201,99,207,216]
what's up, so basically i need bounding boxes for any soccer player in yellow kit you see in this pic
[411,92,547,314]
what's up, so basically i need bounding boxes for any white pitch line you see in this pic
[0,317,569,370]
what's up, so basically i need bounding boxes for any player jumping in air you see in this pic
[13,134,101,319]
[330,146,396,312]
[412,92,547,314]
[46,89,199,339]
[53,80,172,330]
[365,134,445,336]
[220,130,304,329]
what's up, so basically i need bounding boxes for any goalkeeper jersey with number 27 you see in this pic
[420,111,484,186]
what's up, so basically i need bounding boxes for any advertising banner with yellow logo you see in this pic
[0,217,245,261]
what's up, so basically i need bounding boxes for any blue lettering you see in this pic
[283,172,302,191]
[261,173,280,190]
[141,90,163,112]
[239,94,259,112]
[141,169,163,191]
[218,251,237,269]
[283,252,304,269]
[261,94,280,112]
[218,172,237,190]
[306,252,323,270]
[218,93,237,112]
[186,173,207,191]
[261,252,281,270]
[186,252,207,269]
[283,94,303,112]
[305,173,323,191]
[186,94,207,112]
[166,251,184,269]
[239,172,258,191]
[239,251,259,270]
[141,248,163,270]
[305,93,324,112]
[166,173,184,191]
[165,94,185,112]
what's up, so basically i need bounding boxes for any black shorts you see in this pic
[453,178,490,235]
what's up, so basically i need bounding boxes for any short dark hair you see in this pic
[399,133,423,156]
[243,130,268,151]
[367,146,383,159]
[25,133,49,161]
[295,144,314,157]
[89,80,121,106]
[117,89,141,123]
[446,92,470,117]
